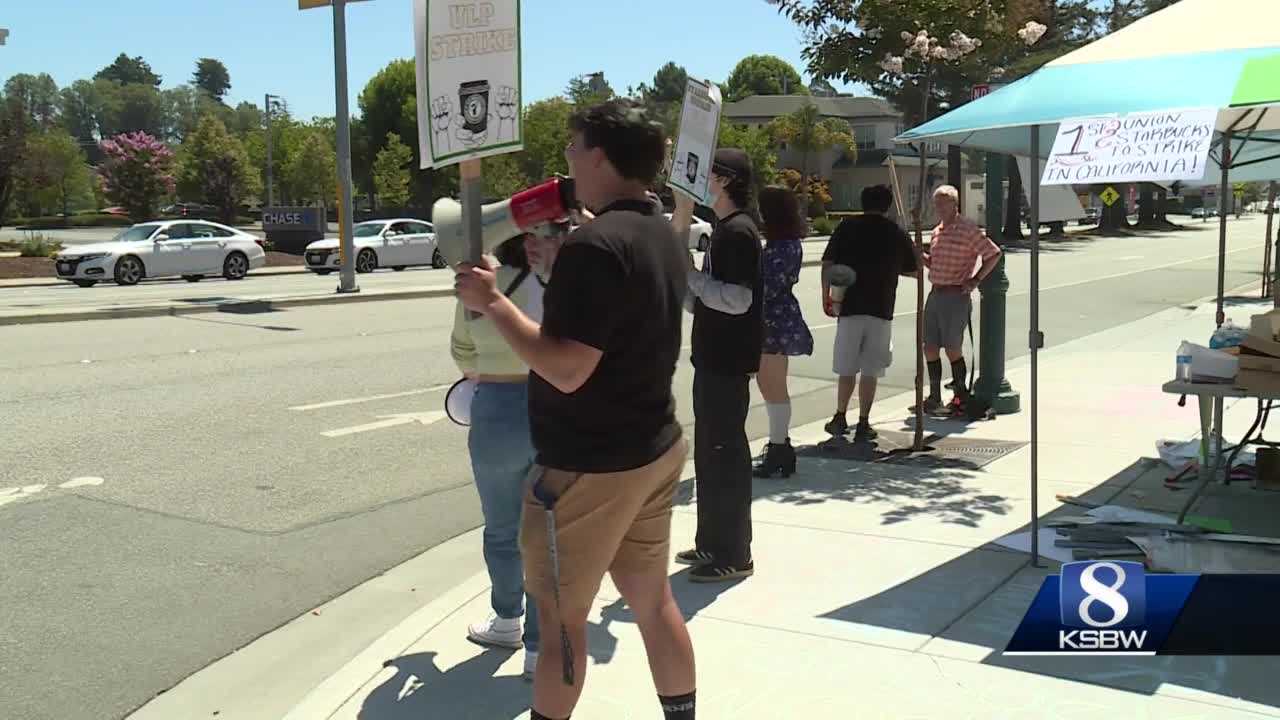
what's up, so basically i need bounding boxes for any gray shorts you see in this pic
[924,288,972,350]
[833,315,893,378]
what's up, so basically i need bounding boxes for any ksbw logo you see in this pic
[1058,561,1148,651]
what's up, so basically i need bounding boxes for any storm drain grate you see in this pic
[798,430,1026,470]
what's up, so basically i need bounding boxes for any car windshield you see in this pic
[354,223,385,238]
[111,225,161,243]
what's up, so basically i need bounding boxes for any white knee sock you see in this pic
[766,402,791,444]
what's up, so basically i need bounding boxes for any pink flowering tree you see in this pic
[97,131,175,222]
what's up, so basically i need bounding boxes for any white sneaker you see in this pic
[522,650,538,680]
[466,614,523,649]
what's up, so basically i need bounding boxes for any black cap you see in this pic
[713,148,752,183]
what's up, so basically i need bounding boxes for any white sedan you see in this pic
[304,219,445,274]
[664,213,714,251]
[54,220,266,288]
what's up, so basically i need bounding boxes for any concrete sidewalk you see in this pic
[126,290,1280,720]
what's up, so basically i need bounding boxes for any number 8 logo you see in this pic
[1077,562,1130,628]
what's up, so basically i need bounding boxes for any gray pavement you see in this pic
[0,215,1275,719]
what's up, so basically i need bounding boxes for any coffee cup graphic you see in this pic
[460,81,490,134]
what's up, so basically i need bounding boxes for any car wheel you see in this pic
[697,235,709,252]
[392,265,406,272]
[183,275,203,282]
[356,248,378,273]
[73,280,97,288]
[113,255,145,286]
[312,269,334,275]
[432,249,448,269]
[223,251,249,281]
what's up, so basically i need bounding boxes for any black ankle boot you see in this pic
[753,439,796,478]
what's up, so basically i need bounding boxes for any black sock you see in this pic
[927,360,943,399]
[531,711,568,720]
[858,415,869,425]
[951,358,969,398]
[660,691,696,720]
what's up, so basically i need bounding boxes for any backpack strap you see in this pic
[504,267,532,297]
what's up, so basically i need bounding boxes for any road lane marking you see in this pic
[290,385,452,412]
[321,411,448,438]
[61,477,105,489]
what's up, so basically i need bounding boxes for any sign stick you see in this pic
[461,158,484,319]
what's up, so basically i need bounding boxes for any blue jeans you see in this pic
[468,381,539,652]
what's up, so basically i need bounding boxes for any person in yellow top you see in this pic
[450,232,547,678]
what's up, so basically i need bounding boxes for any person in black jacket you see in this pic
[670,148,763,583]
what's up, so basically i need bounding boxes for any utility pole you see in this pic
[299,0,365,294]
[264,94,282,208]
[0,28,9,46]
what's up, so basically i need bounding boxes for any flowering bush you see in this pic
[97,132,176,222]
[1018,21,1048,46]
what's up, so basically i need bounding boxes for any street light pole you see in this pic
[264,93,281,208]
[331,0,358,294]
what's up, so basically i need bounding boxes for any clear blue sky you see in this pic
[1,0,858,121]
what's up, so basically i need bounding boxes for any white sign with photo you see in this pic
[668,79,723,204]
[414,0,522,168]
[1040,108,1217,186]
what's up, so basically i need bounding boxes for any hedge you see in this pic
[9,214,135,229]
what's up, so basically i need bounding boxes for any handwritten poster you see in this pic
[1040,108,1217,186]
[414,0,522,168]
[668,79,723,204]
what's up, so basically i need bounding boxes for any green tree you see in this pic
[0,85,37,224]
[5,73,60,130]
[724,55,808,102]
[166,85,232,142]
[95,53,162,88]
[372,132,413,207]
[193,58,232,102]
[358,58,456,207]
[567,73,614,106]
[177,115,260,224]
[717,119,778,195]
[230,101,264,137]
[285,129,337,207]
[518,97,574,182]
[22,131,93,217]
[483,153,531,199]
[98,81,174,141]
[766,102,854,217]
[649,62,689,104]
[59,80,104,148]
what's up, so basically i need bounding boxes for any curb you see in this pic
[0,266,311,289]
[0,286,456,327]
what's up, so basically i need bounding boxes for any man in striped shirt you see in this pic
[920,185,1002,415]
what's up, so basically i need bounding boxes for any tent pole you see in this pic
[1029,125,1042,568]
[1264,181,1276,298]
[1217,131,1232,328]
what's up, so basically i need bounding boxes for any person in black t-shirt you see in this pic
[670,148,763,584]
[819,185,919,442]
[456,100,696,720]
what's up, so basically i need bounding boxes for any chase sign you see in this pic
[262,207,326,232]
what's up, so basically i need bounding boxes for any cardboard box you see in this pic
[1235,369,1280,395]
[1242,333,1280,359]
[1239,354,1280,373]
[1252,309,1280,340]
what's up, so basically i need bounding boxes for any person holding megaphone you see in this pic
[447,231,545,679]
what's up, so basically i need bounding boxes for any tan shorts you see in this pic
[521,437,688,614]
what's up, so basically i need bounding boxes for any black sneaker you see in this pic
[854,422,878,443]
[753,440,796,479]
[675,549,715,566]
[824,413,849,436]
[689,561,754,583]
[910,396,944,415]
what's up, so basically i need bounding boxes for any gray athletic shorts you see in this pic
[924,288,972,350]
[833,315,893,378]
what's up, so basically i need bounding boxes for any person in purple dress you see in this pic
[753,186,814,478]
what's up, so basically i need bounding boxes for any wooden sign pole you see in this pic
[460,159,484,319]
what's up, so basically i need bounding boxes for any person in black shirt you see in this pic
[820,185,919,442]
[456,100,696,720]
[670,148,763,583]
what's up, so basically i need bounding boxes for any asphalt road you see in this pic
[0,215,1272,720]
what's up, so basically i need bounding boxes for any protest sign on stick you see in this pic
[1041,108,1216,186]
[668,79,723,204]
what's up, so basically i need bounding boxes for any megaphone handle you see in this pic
[461,159,484,320]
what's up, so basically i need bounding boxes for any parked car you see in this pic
[303,219,444,274]
[663,213,714,251]
[161,202,219,219]
[53,220,266,288]
[1079,207,1101,225]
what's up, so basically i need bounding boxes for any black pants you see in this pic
[692,369,752,567]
